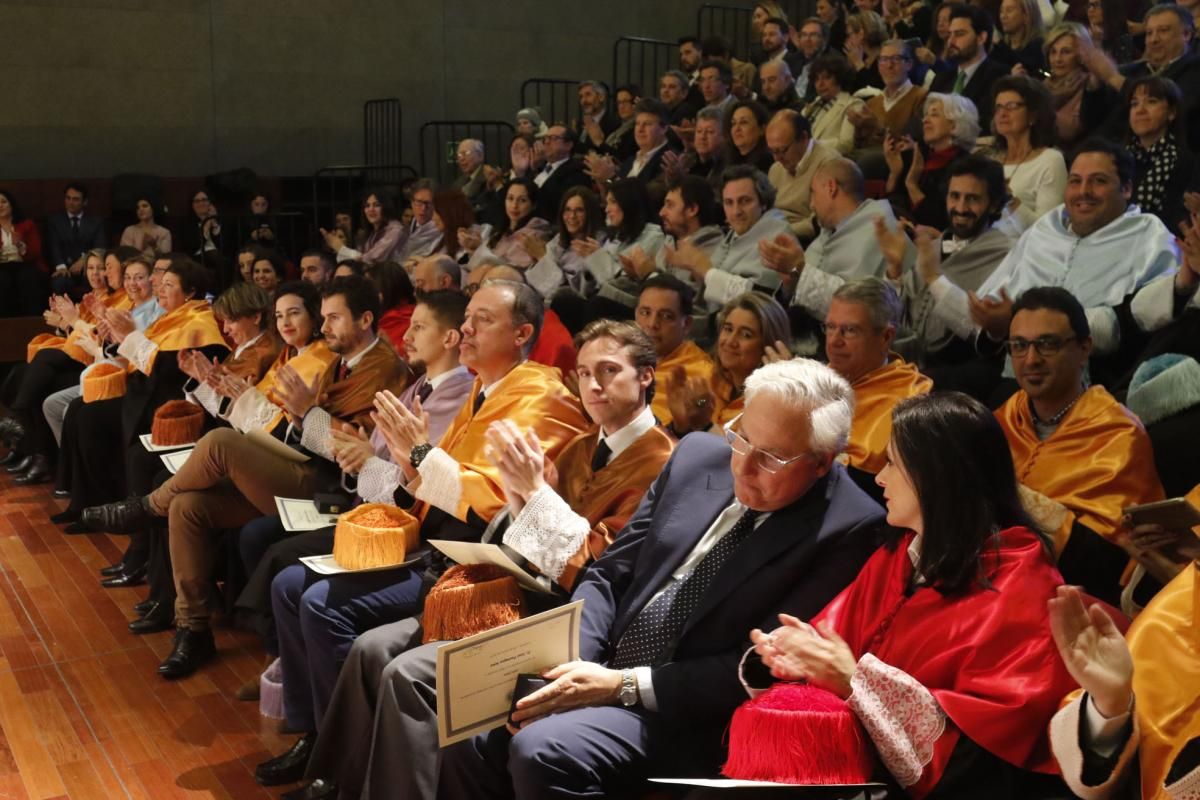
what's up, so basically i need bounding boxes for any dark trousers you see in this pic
[59,396,126,513]
[0,263,49,317]
[271,563,423,732]
[11,348,81,462]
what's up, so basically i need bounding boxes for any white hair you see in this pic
[743,358,855,459]
[459,138,485,158]
[925,93,980,149]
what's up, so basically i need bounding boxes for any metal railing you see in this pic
[418,120,515,187]
[221,211,315,262]
[310,164,418,231]
[520,78,611,129]
[364,98,403,167]
[698,5,755,60]
[611,37,676,108]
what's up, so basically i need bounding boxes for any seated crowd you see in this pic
[3,0,1200,798]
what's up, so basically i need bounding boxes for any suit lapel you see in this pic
[681,473,831,637]
[611,469,734,641]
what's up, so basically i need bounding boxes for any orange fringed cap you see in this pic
[82,362,128,403]
[151,399,205,446]
[421,564,525,644]
[332,503,420,571]
[723,683,875,785]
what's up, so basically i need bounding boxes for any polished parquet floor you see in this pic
[0,464,294,799]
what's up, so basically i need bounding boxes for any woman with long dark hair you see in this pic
[581,178,664,316]
[365,261,417,348]
[524,186,605,299]
[731,392,1080,797]
[462,177,552,271]
[431,188,476,263]
[322,188,406,265]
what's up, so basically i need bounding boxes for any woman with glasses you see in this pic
[985,75,1067,234]
[524,186,606,301]
[602,84,642,163]
[667,292,790,437]
[732,392,1079,797]
[885,92,979,229]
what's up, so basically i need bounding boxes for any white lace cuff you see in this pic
[358,456,405,504]
[413,446,462,517]
[502,484,590,581]
[117,329,159,374]
[229,388,278,432]
[704,268,754,309]
[1167,763,1200,800]
[847,652,945,788]
[187,380,224,418]
[791,265,846,318]
[299,406,334,460]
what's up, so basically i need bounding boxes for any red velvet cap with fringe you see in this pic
[723,683,875,785]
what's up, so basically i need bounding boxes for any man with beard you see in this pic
[874,154,1015,368]
[620,175,724,289]
[793,18,831,102]
[929,4,1010,125]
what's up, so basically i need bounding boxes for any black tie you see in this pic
[417,380,434,404]
[473,390,486,414]
[71,217,80,236]
[590,439,612,473]
[610,508,761,668]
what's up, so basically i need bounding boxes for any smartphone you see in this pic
[508,673,549,727]
[1124,497,1200,530]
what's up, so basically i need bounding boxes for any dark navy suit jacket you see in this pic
[571,431,885,729]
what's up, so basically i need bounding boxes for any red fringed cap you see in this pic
[723,683,875,785]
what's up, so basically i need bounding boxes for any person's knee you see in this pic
[508,723,577,788]
[169,491,211,529]
[271,565,307,613]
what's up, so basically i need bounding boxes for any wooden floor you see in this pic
[0,464,295,799]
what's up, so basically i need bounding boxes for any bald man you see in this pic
[411,254,461,294]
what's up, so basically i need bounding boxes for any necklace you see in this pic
[1030,384,1086,427]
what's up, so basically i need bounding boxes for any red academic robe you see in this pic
[813,527,1079,797]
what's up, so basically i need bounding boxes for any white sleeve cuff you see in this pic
[526,253,565,299]
[703,268,755,308]
[1130,273,1182,334]
[299,407,335,460]
[847,652,945,788]
[187,381,224,418]
[791,265,846,318]
[928,275,976,340]
[358,456,406,504]
[501,484,591,581]
[336,245,363,262]
[634,666,657,711]
[1083,693,1133,758]
[1085,306,1119,354]
[229,388,279,432]
[116,329,159,373]
[584,249,622,284]
[413,446,463,517]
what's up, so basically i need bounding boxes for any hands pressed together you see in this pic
[750,614,857,699]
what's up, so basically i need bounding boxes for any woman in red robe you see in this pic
[742,392,1080,798]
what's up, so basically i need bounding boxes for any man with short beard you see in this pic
[873,154,1015,367]
[929,4,1010,125]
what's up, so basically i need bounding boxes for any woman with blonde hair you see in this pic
[666,292,790,436]
[996,0,1047,73]
[1037,23,1117,148]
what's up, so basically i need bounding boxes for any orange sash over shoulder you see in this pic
[653,340,715,427]
[26,289,133,365]
[141,299,227,372]
[1127,562,1200,799]
[550,425,675,590]
[844,355,933,474]
[417,361,589,526]
[996,385,1164,550]
[710,371,746,430]
[316,337,411,431]
[256,342,339,432]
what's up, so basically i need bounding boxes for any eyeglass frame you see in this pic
[723,413,815,473]
[1005,334,1078,357]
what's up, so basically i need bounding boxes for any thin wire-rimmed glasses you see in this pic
[723,413,813,473]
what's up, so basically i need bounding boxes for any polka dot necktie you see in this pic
[609,508,760,668]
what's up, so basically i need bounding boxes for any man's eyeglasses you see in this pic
[1006,335,1077,357]
[878,55,910,65]
[822,322,866,340]
[724,414,812,473]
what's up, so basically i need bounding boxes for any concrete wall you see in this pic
[0,0,711,179]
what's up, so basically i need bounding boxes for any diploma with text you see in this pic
[435,600,583,747]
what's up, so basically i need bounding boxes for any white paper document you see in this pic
[436,600,583,747]
[138,433,192,452]
[275,497,338,532]
[159,448,193,474]
[428,539,552,594]
[299,552,425,576]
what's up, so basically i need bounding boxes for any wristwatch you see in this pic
[618,669,640,707]
[410,442,434,470]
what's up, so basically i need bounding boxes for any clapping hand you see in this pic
[320,227,348,252]
[209,368,255,402]
[967,288,1013,341]
[105,309,136,342]
[665,365,715,434]
[758,233,805,279]
[1175,212,1200,293]
[583,152,617,183]
[618,245,655,280]
[370,389,430,469]
[518,230,547,262]
[484,419,548,513]
[913,225,943,286]
[663,238,712,279]
[570,237,602,259]
[273,363,323,420]
[1047,586,1133,718]
[458,227,483,254]
[177,348,218,383]
[750,614,857,699]
[762,339,794,365]
[330,421,374,476]
[873,216,910,280]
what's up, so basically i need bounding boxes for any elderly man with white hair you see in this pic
[452,139,487,202]
[439,357,885,800]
